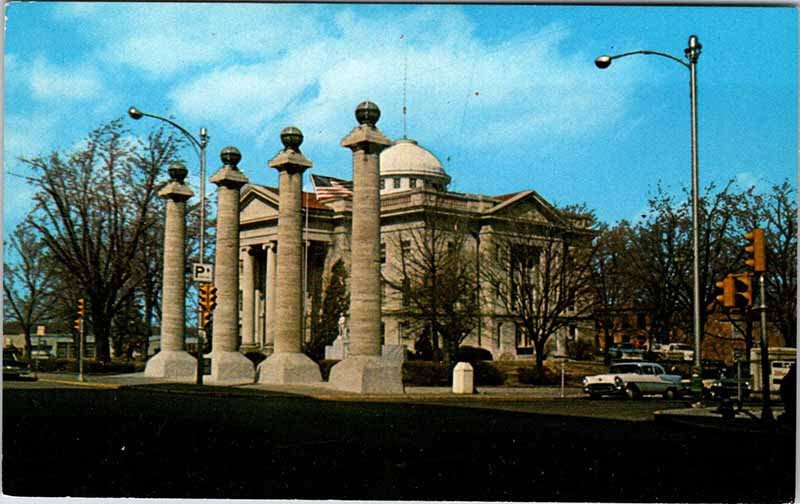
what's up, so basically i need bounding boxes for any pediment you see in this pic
[488,190,564,225]
[240,185,279,222]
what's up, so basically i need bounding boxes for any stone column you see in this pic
[328,102,403,393]
[145,162,197,380]
[240,246,257,352]
[264,241,277,354]
[207,147,255,384]
[258,127,322,384]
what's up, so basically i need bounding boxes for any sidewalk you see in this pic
[30,371,583,400]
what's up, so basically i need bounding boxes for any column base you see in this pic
[239,343,260,354]
[328,355,404,394]
[205,351,255,385]
[257,352,321,384]
[144,350,197,381]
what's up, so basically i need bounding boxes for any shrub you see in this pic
[403,361,451,386]
[472,361,505,386]
[318,359,340,381]
[518,366,560,385]
[455,345,493,363]
[244,352,267,367]
[569,339,595,361]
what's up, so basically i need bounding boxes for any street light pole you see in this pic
[128,107,209,384]
[595,35,703,371]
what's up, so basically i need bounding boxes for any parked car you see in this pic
[664,343,694,362]
[607,343,645,361]
[3,350,34,380]
[709,370,752,400]
[582,361,682,399]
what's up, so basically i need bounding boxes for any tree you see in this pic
[483,208,595,371]
[384,209,479,364]
[590,221,635,354]
[306,258,349,361]
[737,180,797,347]
[20,119,182,362]
[3,223,57,359]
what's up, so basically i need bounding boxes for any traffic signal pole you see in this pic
[78,319,85,383]
[757,273,773,422]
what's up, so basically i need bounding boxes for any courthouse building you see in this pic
[237,136,594,359]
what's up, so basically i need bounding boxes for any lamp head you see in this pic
[128,106,144,120]
[594,56,612,69]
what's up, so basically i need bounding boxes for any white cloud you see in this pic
[734,171,767,193]
[29,56,104,101]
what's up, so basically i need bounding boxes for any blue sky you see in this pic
[3,3,797,235]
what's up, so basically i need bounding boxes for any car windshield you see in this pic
[3,350,18,363]
[674,344,693,351]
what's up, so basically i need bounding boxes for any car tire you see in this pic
[663,388,677,400]
[625,385,641,400]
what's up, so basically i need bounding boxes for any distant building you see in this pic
[238,136,594,360]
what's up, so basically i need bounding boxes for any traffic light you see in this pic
[77,298,86,317]
[73,318,82,332]
[732,272,753,308]
[715,274,735,308]
[199,283,218,328]
[744,228,766,273]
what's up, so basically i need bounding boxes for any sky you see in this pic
[3,3,797,237]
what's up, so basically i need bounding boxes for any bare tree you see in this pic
[590,221,635,354]
[19,119,181,362]
[483,209,595,371]
[384,210,479,364]
[737,180,797,347]
[3,223,56,358]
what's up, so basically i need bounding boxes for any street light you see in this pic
[128,106,210,385]
[595,36,703,373]
[127,107,209,264]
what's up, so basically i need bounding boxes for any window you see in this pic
[393,177,401,189]
[410,178,417,188]
[380,179,386,190]
[402,278,411,308]
[380,242,386,264]
[401,240,411,257]
[641,365,655,375]
[400,321,410,340]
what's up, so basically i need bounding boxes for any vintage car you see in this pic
[607,343,645,361]
[582,361,682,399]
[3,349,34,380]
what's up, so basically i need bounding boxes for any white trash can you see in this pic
[452,361,474,394]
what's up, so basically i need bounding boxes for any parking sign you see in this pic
[192,263,214,283]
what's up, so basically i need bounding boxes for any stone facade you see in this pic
[237,119,595,364]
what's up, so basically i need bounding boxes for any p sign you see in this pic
[193,263,214,283]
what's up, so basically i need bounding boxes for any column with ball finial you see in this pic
[258,127,322,384]
[328,102,404,393]
[207,147,255,384]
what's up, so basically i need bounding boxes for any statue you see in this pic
[338,313,347,339]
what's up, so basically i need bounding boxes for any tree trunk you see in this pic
[535,339,546,372]
[23,328,32,360]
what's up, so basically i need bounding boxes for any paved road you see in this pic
[3,382,794,501]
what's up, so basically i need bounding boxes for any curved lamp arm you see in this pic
[128,107,205,157]
[595,50,690,70]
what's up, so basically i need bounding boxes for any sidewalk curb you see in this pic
[38,378,119,389]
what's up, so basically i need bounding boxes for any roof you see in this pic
[380,139,450,182]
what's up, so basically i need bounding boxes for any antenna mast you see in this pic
[402,46,408,139]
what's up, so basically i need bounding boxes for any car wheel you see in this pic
[663,388,677,400]
[625,385,641,399]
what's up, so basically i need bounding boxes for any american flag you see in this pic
[311,174,353,201]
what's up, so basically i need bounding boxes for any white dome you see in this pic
[380,139,450,182]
